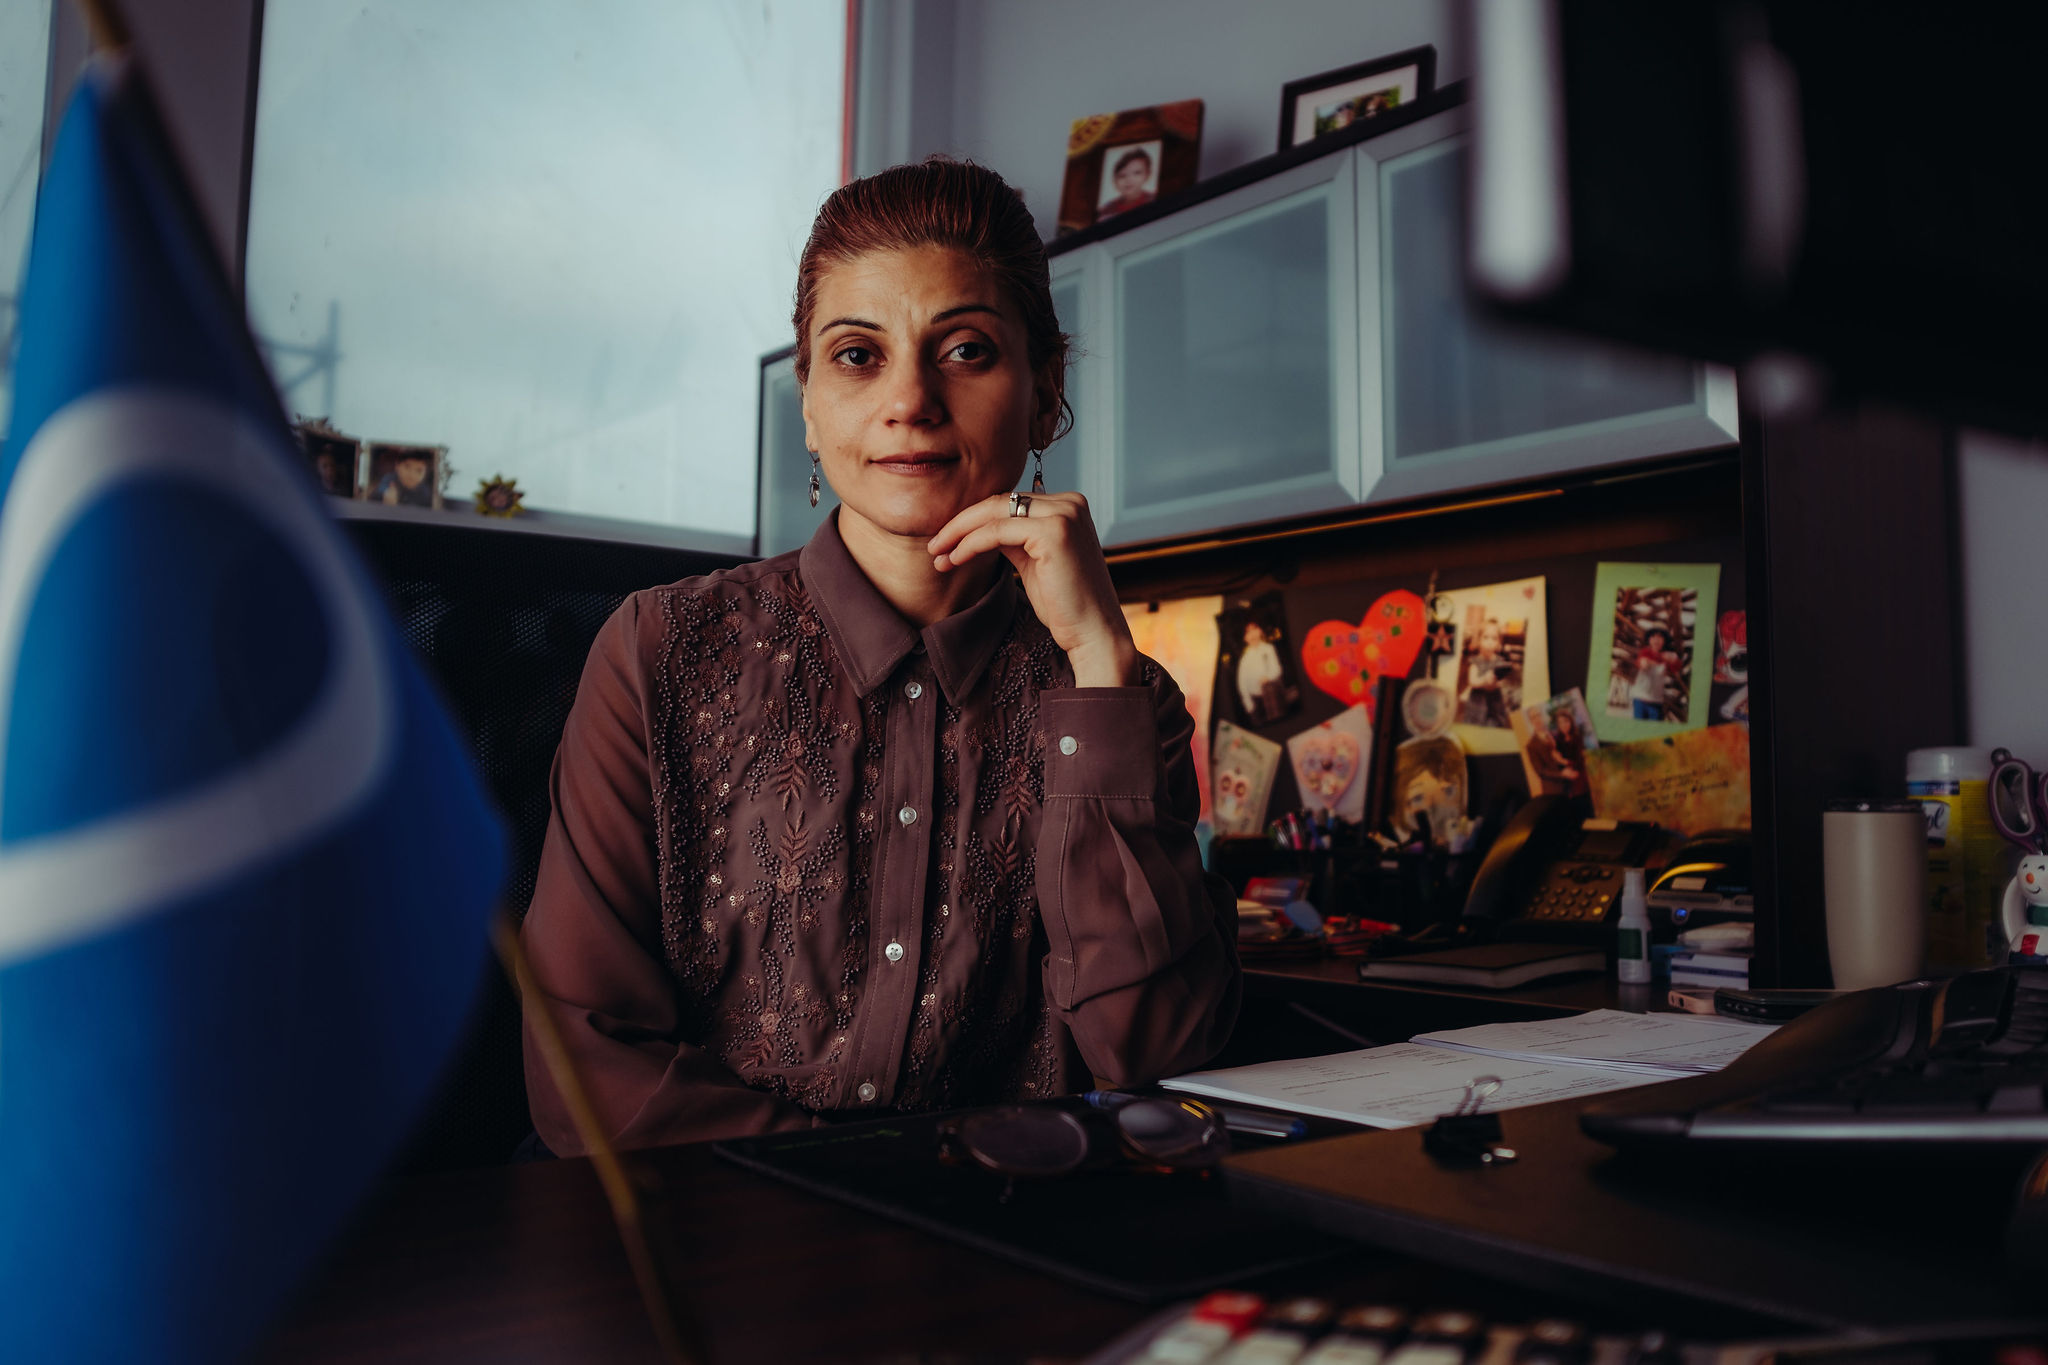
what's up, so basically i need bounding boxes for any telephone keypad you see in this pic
[1526,862,1624,921]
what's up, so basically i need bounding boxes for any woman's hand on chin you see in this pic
[927,491,1139,688]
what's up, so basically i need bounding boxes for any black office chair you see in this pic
[344,515,743,1171]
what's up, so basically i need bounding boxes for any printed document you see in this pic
[1410,1009,1776,1076]
[1162,1009,1776,1127]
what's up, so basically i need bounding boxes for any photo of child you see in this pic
[1425,576,1547,755]
[1510,688,1600,799]
[1453,612,1522,730]
[1214,593,1301,728]
[1390,735,1475,851]
[1603,586,1697,724]
[1096,140,1161,220]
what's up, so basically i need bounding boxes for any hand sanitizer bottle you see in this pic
[1616,867,1653,984]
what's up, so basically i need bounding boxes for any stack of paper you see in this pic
[1409,1009,1776,1078]
[1162,1009,1776,1129]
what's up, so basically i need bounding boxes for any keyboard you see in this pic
[1082,1291,2044,1364]
[1583,966,2048,1148]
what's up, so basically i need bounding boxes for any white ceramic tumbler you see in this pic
[1822,799,1929,990]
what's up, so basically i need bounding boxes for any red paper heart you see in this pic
[1301,590,1429,708]
[1301,620,1373,705]
[1360,590,1428,680]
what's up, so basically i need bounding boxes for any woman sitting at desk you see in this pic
[520,159,1241,1154]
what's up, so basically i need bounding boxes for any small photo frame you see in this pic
[1278,45,1436,151]
[292,418,360,499]
[361,441,446,510]
[1058,99,1203,235]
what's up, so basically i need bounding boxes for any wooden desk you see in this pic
[252,1137,1736,1364]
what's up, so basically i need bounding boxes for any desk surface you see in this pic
[253,1138,1772,1364]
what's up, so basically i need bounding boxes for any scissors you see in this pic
[1988,748,2048,854]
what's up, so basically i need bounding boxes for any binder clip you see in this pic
[1423,1077,1517,1167]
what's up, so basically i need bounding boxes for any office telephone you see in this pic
[1463,796,1661,936]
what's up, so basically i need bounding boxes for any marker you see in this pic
[1083,1090,1309,1140]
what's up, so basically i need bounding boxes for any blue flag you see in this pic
[0,58,505,1362]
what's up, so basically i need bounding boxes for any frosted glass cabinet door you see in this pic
[1359,108,1736,503]
[756,349,835,558]
[1096,153,1362,547]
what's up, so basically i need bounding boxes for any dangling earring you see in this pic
[808,452,821,509]
[1030,448,1046,494]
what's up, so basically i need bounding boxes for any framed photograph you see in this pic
[1278,45,1436,151]
[292,418,360,499]
[361,441,447,510]
[1057,99,1203,236]
[1584,562,1721,743]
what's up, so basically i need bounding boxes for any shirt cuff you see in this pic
[1040,689,1160,800]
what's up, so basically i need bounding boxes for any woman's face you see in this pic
[802,245,1056,539]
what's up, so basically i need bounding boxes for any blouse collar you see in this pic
[799,511,1022,707]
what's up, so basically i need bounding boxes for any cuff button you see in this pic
[1058,735,1078,756]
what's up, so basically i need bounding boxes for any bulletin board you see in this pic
[1105,457,1746,844]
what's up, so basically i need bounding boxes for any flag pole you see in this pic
[70,0,131,52]
[493,914,706,1365]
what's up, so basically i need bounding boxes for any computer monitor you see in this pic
[1468,2,2048,438]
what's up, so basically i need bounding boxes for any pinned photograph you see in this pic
[292,418,359,499]
[1278,46,1436,150]
[1585,562,1720,743]
[1425,576,1548,755]
[1286,703,1373,822]
[1212,721,1283,837]
[1391,735,1474,851]
[1712,609,1750,724]
[1058,100,1203,235]
[1511,688,1600,799]
[362,441,446,510]
[1215,592,1301,728]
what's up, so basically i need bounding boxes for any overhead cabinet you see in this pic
[1044,95,1736,549]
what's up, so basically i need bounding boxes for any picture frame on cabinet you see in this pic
[1278,46,1436,151]
[361,440,447,510]
[292,417,360,499]
[1058,99,1203,235]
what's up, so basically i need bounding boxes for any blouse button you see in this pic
[898,805,918,827]
[857,1082,878,1103]
[1059,735,1078,756]
[884,940,905,963]
[904,680,923,700]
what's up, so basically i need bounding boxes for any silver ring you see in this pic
[1008,492,1032,518]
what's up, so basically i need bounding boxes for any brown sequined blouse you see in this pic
[520,514,1241,1154]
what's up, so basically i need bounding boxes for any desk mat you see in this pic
[713,1105,1348,1303]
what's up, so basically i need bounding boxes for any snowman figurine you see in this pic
[2002,853,2048,963]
